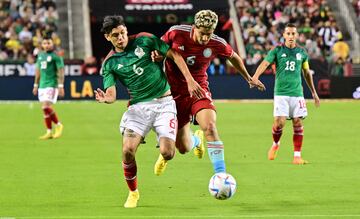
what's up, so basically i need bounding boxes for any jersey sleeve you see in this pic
[215,39,234,58]
[54,55,64,69]
[264,47,277,63]
[101,61,116,90]
[149,35,170,56]
[35,56,40,69]
[302,50,310,70]
[160,27,174,45]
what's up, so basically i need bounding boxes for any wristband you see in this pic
[33,84,38,88]
[58,84,64,88]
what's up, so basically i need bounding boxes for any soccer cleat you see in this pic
[154,154,167,176]
[292,157,309,165]
[53,124,64,139]
[193,130,205,159]
[268,144,279,160]
[124,190,140,208]
[39,132,52,140]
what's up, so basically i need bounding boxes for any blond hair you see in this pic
[194,10,218,30]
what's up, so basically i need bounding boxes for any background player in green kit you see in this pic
[252,23,320,165]
[32,36,65,140]
[94,15,203,208]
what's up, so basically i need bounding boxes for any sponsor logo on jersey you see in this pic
[296,53,302,60]
[203,48,212,58]
[178,45,184,51]
[47,56,52,62]
[134,46,145,59]
[117,64,123,69]
[281,53,287,57]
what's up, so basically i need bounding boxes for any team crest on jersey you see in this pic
[296,53,302,60]
[203,48,212,58]
[134,46,145,59]
[47,56,52,62]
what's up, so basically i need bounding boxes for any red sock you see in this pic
[50,111,59,124]
[122,160,137,191]
[43,107,59,124]
[272,126,283,145]
[42,108,52,129]
[293,126,304,153]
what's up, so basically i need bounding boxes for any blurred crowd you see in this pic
[0,0,60,61]
[353,0,360,22]
[235,0,350,65]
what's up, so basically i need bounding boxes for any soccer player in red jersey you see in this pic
[153,10,265,175]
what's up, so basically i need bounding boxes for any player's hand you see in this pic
[151,50,164,62]
[187,79,205,99]
[249,77,266,91]
[313,93,320,107]
[32,87,38,96]
[94,88,106,103]
[58,88,65,97]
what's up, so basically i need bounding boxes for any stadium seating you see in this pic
[0,0,59,61]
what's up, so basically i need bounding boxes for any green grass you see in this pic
[1,100,360,219]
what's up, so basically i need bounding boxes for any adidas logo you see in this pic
[117,64,123,69]
[281,53,287,57]
[178,45,184,51]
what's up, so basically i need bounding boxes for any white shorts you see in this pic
[119,96,177,141]
[273,95,308,119]
[38,87,58,104]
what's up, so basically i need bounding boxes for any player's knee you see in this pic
[122,145,136,158]
[204,121,217,137]
[162,150,175,160]
[176,143,190,154]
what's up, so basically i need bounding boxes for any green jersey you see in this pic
[101,33,170,105]
[264,45,309,97]
[36,51,64,88]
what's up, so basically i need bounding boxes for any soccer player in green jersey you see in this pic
[252,23,320,165]
[94,15,203,208]
[32,36,65,140]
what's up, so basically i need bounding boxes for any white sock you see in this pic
[294,151,301,157]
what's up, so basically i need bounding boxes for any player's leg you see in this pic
[291,118,307,164]
[268,116,286,160]
[155,137,176,176]
[49,88,63,139]
[196,108,225,173]
[269,96,290,160]
[173,96,203,157]
[122,128,142,208]
[119,105,151,208]
[175,122,202,154]
[39,101,53,139]
[153,98,177,175]
[291,97,308,164]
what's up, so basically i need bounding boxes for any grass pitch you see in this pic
[0,100,360,219]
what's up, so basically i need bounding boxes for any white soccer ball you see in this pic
[208,172,237,200]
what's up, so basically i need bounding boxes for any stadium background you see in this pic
[0,0,360,100]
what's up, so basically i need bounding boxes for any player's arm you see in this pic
[94,86,117,104]
[166,49,204,99]
[32,67,40,96]
[96,61,117,104]
[57,67,65,97]
[302,62,320,107]
[252,47,277,88]
[228,52,265,91]
[55,55,65,97]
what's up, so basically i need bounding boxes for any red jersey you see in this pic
[161,25,234,96]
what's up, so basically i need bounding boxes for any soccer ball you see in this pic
[208,172,237,200]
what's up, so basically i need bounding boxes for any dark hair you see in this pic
[285,23,297,28]
[101,15,125,34]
